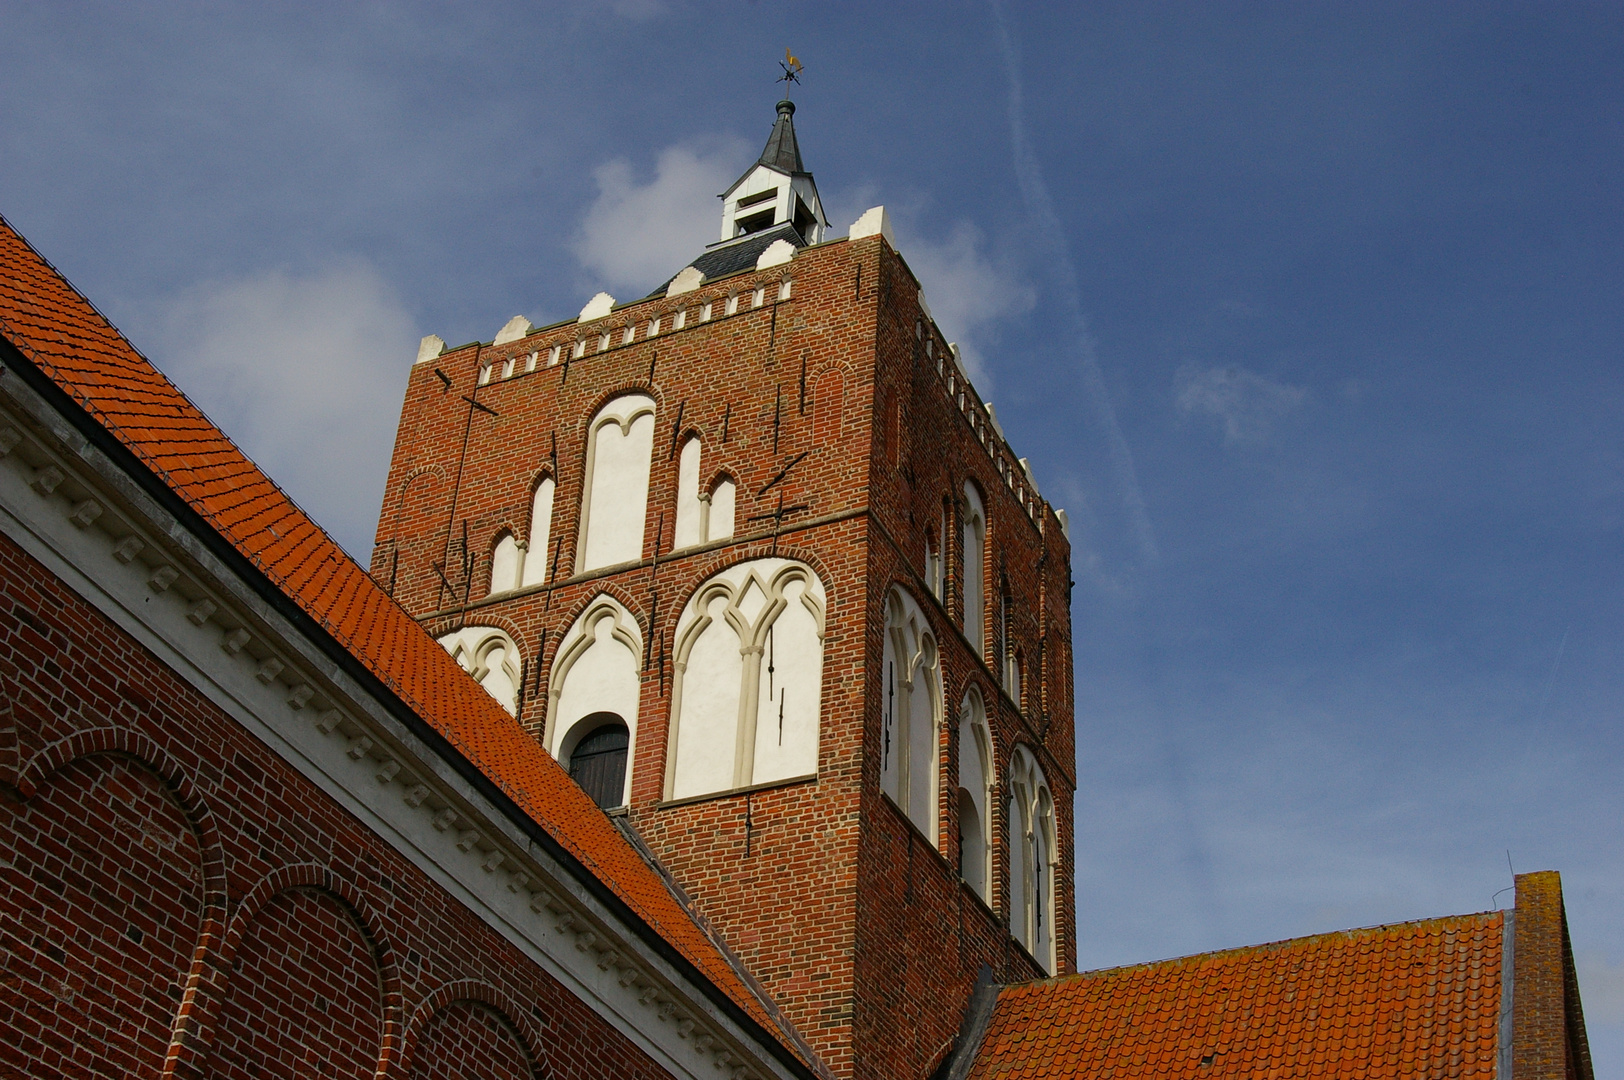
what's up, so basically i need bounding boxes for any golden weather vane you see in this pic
[778,48,804,94]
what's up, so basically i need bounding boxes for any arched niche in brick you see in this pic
[404,985,542,1080]
[489,530,522,597]
[957,685,993,901]
[674,436,705,550]
[545,595,642,807]
[961,482,987,658]
[666,558,826,801]
[881,585,940,841]
[520,473,555,588]
[1007,745,1056,973]
[707,473,736,542]
[812,365,846,445]
[577,393,656,573]
[201,885,386,1079]
[0,749,207,1077]
[438,626,523,716]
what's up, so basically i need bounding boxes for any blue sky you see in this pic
[3,2,1621,1066]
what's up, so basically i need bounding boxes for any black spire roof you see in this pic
[758,100,805,175]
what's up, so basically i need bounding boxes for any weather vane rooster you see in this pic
[778,48,804,94]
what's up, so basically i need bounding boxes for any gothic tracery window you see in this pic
[667,558,826,800]
[437,625,523,716]
[545,595,643,807]
[881,586,941,840]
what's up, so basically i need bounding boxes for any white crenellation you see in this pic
[495,315,533,346]
[416,335,447,364]
[578,292,616,323]
[848,205,895,247]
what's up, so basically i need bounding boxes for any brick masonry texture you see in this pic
[0,530,666,1080]
[374,233,1076,1080]
[1512,871,1595,1080]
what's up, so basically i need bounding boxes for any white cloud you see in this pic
[572,140,750,296]
[902,220,1035,384]
[1175,364,1307,443]
[152,262,417,559]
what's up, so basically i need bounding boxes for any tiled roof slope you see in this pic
[0,216,815,1074]
[968,913,1503,1080]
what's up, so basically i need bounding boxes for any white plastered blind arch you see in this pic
[544,595,644,807]
[707,475,736,543]
[578,394,656,573]
[489,531,522,596]
[666,558,826,800]
[520,474,555,588]
[962,482,987,658]
[674,437,703,549]
[437,625,523,716]
[958,686,993,901]
[1007,745,1056,973]
[880,586,941,841]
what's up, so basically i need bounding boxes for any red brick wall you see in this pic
[369,234,1076,1080]
[408,998,539,1079]
[1512,871,1593,1080]
[0,531,673,1080]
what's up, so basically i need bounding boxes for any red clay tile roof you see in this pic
[0,216,816,1074]
[969,913,1503,1080]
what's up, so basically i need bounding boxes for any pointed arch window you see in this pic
[1008,747,1056,972]
[962,483,986,657]
[881,587,941,840]
[958,687,992,901]
[545,596,643,808]
[578,394,656,573]
[520,475,555,588]
[667,559,825,800]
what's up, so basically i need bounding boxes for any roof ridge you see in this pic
[1033,909,1505,989]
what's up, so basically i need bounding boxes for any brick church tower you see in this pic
[372,99,1076,1080]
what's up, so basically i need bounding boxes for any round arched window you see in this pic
[568,715,629,808]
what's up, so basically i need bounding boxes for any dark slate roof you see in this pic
[646,223,807,298]
[758,100,805,174]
